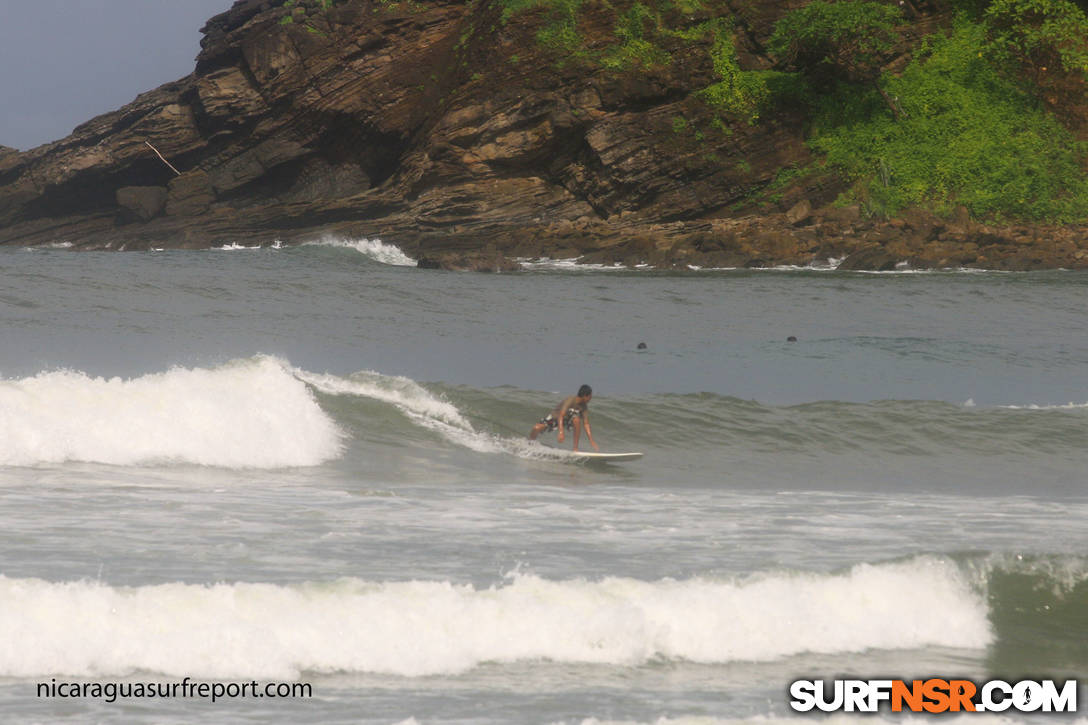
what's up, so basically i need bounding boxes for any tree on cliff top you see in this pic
[768,1,904,117]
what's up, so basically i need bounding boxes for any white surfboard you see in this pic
[565,451,644,463]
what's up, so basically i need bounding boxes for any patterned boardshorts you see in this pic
[539,408,580,432]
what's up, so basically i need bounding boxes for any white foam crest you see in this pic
[506,439,610,462]
[297,369,469,428]
[999,401,1088,410]
[296,369,596,457]
[24,242,74,251]
[848,266,1002,275]
[295,369,510,453]
[515,257,638,272]
[516,258,1006,275]
[303,235,415,266]
[747,259,851,272]
[0,559,990,679]
[976,552,1088,594]
[214,242,263,251]
[0,356,342,468]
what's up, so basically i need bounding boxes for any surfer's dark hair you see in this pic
[578,384,592,397]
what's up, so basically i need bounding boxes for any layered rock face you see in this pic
[0,0,1085,270]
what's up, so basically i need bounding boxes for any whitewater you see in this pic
[0,241,1086,724]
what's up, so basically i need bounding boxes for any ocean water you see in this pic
[0,239,1086,724]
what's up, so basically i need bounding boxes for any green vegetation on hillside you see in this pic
[494,0,1088,222]
[809,21,1088,220]
[699,22,772,124]
[983,0,1088,116]
[602,4,671,69]
[985,0,1088,80]
[768,1,905,119]
[768,1,901,85]
[279,0,344,32]
[499,0,586,55]
[765,0,1088,221]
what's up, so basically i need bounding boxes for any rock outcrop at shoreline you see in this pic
[0,0,1085,271]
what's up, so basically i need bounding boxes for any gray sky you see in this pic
[0,0,232,151]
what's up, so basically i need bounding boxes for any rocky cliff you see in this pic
[0,0,1085,270]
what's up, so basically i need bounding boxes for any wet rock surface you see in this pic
[0,0,1085,271]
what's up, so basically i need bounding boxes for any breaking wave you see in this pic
[301,235,415,266]
[0,556,991,679]
[0,356,342,468]
[204,236,415,265]
[4,355,1087,468]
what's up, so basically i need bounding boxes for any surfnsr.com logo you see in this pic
[789,679,1078,713]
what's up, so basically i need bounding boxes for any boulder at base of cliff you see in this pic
[837,245,901,271]
[116,186,168,223]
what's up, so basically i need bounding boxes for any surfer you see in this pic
[528,384,599,452]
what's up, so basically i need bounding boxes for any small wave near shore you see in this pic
[0,556,991,679]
